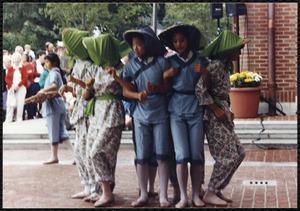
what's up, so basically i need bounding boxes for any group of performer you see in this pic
[35,23,250,208]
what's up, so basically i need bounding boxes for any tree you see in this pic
[42,3,153,40]
[3,3,57,53]
[163,3,232,43]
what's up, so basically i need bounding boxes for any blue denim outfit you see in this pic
[44,68,69,145]
[122,56,170,163]
[167,51,208,164]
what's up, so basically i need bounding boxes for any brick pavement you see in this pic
[2,145,297,209]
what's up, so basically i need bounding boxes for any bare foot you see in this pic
[175,200,188,208]
[131,196,148,207]
[160,199,171,207]
[216,191,233,203]
[192,197,205,207]
[70,191,90,199]
[203,189,227,206]
[94,195,115,207]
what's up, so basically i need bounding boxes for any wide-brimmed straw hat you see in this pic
[158,22,207,52]
[82,34,131,68]
[201,30,251,60]
[123,26,167,57]
[62,28,90,60]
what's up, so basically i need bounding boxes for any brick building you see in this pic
[232,3,297,115]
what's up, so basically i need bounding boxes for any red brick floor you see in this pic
[3,146,298,208]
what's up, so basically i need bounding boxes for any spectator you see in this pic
[56,41,70,74]
[22,54,37,119]
[39,65,49,89]
[2,55,12,122]
[45,42,54,55]
[33,50,46,118]
[4,52,28,123]
[24,44,36,61]
[3,49,9,56]
[15,45,24,55]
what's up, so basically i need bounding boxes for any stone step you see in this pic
[3,137,297,150]
[3,128,296,140]
[233,121,297,130]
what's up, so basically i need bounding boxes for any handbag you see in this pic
[8,89,17,107]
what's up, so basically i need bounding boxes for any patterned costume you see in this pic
[195,30,248,194]
[195,59,245,192]
[86,65,124,184]
[69,59,93,190]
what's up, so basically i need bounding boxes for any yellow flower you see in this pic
[230,71,262,88]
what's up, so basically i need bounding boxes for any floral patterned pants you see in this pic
[205,119,245,193]
[74,117,90,186]
[87,126,123,183]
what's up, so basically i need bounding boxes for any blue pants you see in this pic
[170,113,205,165]
[46,112,69,145]
[133,119,170,164]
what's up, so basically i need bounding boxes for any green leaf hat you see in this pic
[201,30,251,60]
[82,34,132,68]
[62,28,90,60]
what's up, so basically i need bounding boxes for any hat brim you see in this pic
[158,24,206,52]
[201,30,250,59]
[123,27,167,57]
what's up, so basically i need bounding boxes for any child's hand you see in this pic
[67,75,74,83]
[164,67,179,79]
[105,67,116,78]
[85,78,95,89]
[36,90,46,103]
[194,64,208,75]
[138,90,147,102]
[146,82,157,94]
[58,85,67,97]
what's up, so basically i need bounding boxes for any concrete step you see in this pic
[3,136,297,150]
[3,128,296,140]
[233,121,297,130]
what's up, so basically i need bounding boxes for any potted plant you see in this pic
[229,71,263,118]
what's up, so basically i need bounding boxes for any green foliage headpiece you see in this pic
[82,34,132,68]
[201,30,250,60]
[62,28,90,60]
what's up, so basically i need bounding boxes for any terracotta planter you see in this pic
[229,87,261,118]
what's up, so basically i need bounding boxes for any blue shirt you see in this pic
[122,56,170,123]
[43,68,65,116]
[167,51,208,116]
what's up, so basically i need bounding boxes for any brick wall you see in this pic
[233,3,297,104]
